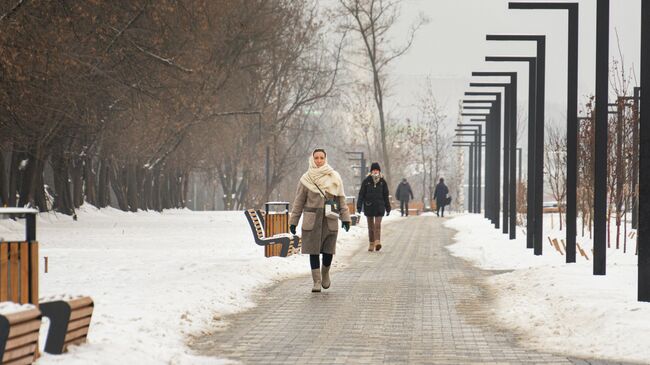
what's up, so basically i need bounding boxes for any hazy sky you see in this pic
[380,0,642,129]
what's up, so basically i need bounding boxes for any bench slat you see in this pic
[2,342,36,362]
[4,332,39,351]
[7,320,41,338]
[67,316,92,331]
[4,309,40,325]
[64,327,89,343]
[3,354,36,365]
[69,306,94,321]
[68,297,94,310]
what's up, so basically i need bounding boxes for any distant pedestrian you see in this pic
[395,178,414,216]
[433,178,449,217]
[290,149,351,293]
[357,162,391,252]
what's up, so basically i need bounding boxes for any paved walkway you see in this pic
[192,216,635,364]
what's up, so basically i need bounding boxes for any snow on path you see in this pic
[445,214,650,364]
[0,206,397,364]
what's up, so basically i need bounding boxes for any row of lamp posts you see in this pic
[452,1,649,302]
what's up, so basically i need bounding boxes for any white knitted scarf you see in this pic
[299,156,345,197]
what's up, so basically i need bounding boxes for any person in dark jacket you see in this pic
[433,178,449,217]
[357,162,391,252]
[395,178,414,216]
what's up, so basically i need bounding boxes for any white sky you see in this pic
[382,0,642,128]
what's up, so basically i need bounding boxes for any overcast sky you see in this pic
[380,0,642,129]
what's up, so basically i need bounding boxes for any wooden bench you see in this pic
[0,306,41,365]
[244,209,301,257]
[408,201,424,216]
[39,296,94,354]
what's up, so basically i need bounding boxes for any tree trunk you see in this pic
[8,147,20,207]
[97,159,110,208]
[84,157,97,206]
[0,148,7,206]
[51,153,74,215]
[109,161,129,211]
[71,158,84,208]
[126,163,139,212]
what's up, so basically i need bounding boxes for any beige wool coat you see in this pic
[289,182,351,255]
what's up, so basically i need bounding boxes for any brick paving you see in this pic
[192,216,639,364]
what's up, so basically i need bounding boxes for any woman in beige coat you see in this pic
[290,149,351,292]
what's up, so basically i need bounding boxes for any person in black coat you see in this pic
[395,178,414,216]
[357,162,391,252]
[433,178,449,217]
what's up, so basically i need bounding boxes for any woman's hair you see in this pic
[312,148,327,157]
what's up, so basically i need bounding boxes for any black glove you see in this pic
[290,224,296,234]
[386,209,391,216]
[342,221,350,232]
[356,206,362,214]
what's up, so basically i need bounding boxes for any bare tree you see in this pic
[336,0,427,184]
[544,124,567,230]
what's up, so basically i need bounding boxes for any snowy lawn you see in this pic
[0,205,397,364]
[445,214,650,363]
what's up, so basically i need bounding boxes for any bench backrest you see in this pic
[244,210,266,241]
[0,307,41,364]
[0,241,39,305]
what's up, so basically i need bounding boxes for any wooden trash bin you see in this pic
[0,208,39,305]
[264,202,290,237]
[0,306,41,364]
[39,296,94,354]
[345,197,358,225]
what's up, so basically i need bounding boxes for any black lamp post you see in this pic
[593,0,609,275]
[472,72,518,240]
[457,124,486,213]
[487,34,545,255]
[469,79,517,239]
[638,0,648,301]
[509,0,579,264]
[485,56,537,249]
[463,100,498,223]
[465,91,503,228]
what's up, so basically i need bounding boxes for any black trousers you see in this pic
[437,203,445,217]
[400,200,409,216]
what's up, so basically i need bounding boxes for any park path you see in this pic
[192,216,634,365]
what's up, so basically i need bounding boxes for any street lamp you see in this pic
[465,91,503,228]
[509,1,579,264]
[469,78,517,239]
[639,0,649,301]
[485,56,536,250]
[487,34,546,255]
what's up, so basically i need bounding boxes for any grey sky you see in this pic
[384,0,641,128]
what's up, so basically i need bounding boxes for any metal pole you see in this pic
[469,143,474,212]
[638,0,649,301]
[510,0,578,262]
[466,92,502,228]
[594,0,609,275]
[633,87,640,229]
[509,76,517,239]
[468,83,511,234]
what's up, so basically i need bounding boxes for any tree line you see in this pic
[0,0,339,214]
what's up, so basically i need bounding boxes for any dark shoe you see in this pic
[374,240,382,251]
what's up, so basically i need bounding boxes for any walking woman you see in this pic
[434,178,449,217]
[357,162,391,252]
[290,149,351,293]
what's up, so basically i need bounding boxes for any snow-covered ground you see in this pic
[445,214,650,364]
[0,206,396,364]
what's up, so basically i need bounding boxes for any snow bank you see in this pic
[445,214,650,363]
[0,205,379,364]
